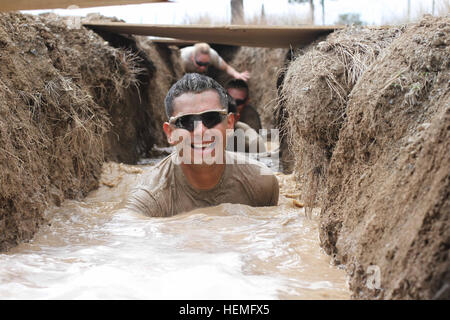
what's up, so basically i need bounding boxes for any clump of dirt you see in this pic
[320,15,449,299]
[279,26,402,209]
[0,12,173,251]
[215,46,289,128]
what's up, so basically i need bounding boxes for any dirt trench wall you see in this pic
[281,15,449,299]
[320,16,449,300]
[0,12,178,251]
[280,26,402,206]
[137,38,184,147]
[82,13,182,156]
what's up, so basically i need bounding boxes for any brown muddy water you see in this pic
[0,148,350,299]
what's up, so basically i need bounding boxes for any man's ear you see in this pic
[164,122,185,146]
[227,113,235,130]
[163,122,175,145]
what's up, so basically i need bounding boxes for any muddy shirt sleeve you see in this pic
[124,186,164,217]
[253,166,279,206]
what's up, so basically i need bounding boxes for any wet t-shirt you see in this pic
[125,151,279,217]
[180,46,223,73]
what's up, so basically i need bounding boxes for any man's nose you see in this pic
[193,120,207,136]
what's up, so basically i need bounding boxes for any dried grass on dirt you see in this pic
[279,26,402,209]
[137,38,184,146]
[320,15,450,299]
[0,12,144,251]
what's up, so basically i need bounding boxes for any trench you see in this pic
[0,16,350,299]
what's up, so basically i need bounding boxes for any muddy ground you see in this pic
[0,11,448,299]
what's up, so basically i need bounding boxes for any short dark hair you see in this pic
[164,73,229,118]
[225,79,249,93]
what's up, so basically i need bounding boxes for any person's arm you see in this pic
[220,60,250,81]
[123,186,163,217]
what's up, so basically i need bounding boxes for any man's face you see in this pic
[227,87,248,115]
[192,53,210,73]
[163,90,234,165]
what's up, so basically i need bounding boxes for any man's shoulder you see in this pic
[125,153,176,217]
[180,46,194,55]
[225,152,279,206]
[139,153,175,183]
[180,46,194,62]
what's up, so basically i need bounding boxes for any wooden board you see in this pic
[148,38,197,47]
[1,0,167,12]
[83,22,342,48]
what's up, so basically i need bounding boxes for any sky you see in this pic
[21,0,444,26]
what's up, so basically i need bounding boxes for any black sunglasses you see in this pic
[169,109,228,132]
[234,98,247,106]
[195,58,210,67]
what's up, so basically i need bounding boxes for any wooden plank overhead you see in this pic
[0,0,167,12]
[146,38,197,47]
[83,22,342,48]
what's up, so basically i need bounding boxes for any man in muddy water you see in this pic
[180,42,250,82]
[124,73,279,217]
[225,94,266,154]
[225,79,262,132]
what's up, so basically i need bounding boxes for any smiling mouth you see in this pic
[191,141,216,150]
